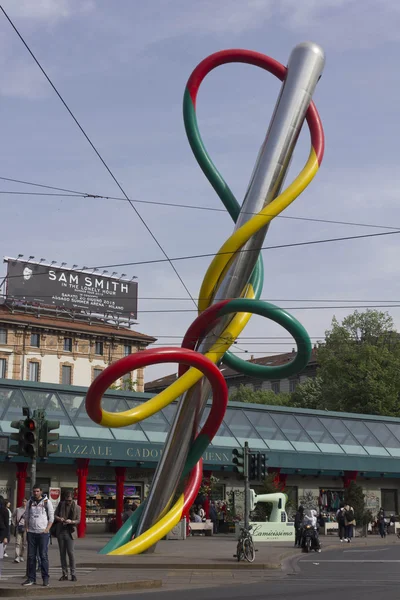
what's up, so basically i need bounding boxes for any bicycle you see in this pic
[234,524,255,563]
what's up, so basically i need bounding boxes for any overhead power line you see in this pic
[1,175,400,232]
[0,6,196,307]
[2,228,400,283]
[91,229,400,270]
[4,292,400,303]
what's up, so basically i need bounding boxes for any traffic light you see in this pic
[38,420,60,458]
[9,420,24,455]
[259,453,268,480]
[22,418,37,458]
[248,453,258,480]
[232,447,246,476]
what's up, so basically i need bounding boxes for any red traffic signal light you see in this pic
[23,418,37,457]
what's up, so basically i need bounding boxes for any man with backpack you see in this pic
[21,485,54,588]
[344,504,355,542]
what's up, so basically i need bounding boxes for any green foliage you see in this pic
[317,310,400,416]
[291,377,323,410]
[109,379,137,392]
[230,310,400,417]
[230,384,291,406]
[344,481,366,524]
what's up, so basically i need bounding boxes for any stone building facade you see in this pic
[0,305,155,391]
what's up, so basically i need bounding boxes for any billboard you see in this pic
[4,258,138,319]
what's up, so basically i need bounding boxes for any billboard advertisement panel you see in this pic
[5,258,138,318]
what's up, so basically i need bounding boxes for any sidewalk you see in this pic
[0,532,398,596]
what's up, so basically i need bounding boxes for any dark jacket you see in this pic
[0,506,9,542]
[54,501,81,540]
[294,510,304,530]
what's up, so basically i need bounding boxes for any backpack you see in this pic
[345,508,354,522]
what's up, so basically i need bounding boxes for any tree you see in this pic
[317,310,400,416]
[291,377,323,410]
[230,384,291,406]
[344,481,370,530]
[109,379,137,392]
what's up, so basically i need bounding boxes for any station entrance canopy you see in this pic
[1,380,400,475]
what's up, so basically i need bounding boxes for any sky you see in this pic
[1,0,400,384]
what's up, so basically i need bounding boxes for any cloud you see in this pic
[0,0,95,99]
[140,0,400,52]
[1,0,95,23]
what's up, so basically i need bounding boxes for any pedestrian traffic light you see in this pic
[22,418,37,458]
[38,419,60,458]
[9,420,24,455]
[248,453,258,480]
[232,447,246,476]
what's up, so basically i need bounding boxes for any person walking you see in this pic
[336,504,346,542]
[22,484,54,588]
[122,503,133,524]
[54,492,81,582]
[0,497,9,578]
[378,507,386,538]
[3,500,12,558]
[294,505,304,547]
[209,502,218,534]
[344,504,355,542]
[13,498,27,563]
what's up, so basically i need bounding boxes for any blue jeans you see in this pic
[345,524,353,539]
[27,533,49,582]
[36,535,50,569]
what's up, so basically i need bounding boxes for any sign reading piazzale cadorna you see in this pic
[57,438,231,465]
[5,257,138,318]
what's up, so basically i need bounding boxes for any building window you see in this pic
[271,381,280,394]
[95,341,104,356]
[289,379,298,393]
[64,337,73,352]
[0,328,7,344]
[93,368,103,380]
[124,344,132,356]
[62,365,72,385]
[28,362,39,382]
[30,333,40,348]
[382,489,398,514]
[0,358,6,378]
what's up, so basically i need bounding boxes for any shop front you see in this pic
[86,482,142,533]
[2,380,400,538]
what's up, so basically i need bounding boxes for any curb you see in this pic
[77,561,281,570]
[0,579,162,597]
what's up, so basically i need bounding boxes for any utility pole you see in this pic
[244,441,250,531]
[30,456,37,496]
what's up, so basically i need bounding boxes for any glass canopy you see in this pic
[2,382,400,459]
